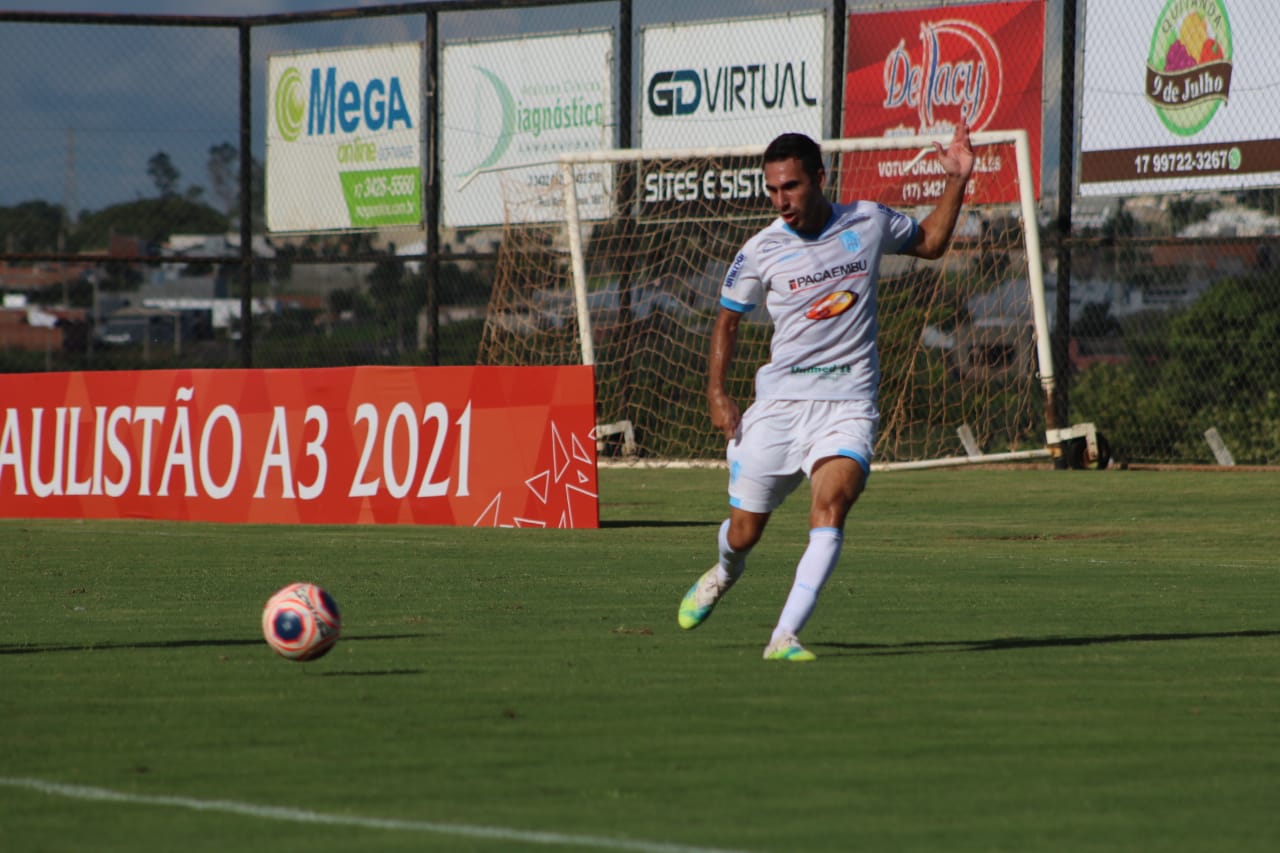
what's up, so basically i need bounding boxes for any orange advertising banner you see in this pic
[0,365,598,528]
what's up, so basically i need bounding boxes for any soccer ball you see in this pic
[261,582,341,661]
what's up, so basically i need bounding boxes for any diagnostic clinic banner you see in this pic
[842,0,1044,206]
[0,366,599,528]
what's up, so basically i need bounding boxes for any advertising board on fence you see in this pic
[842,1,1044,207]
[0,366,598,528]
[266,42,424,233]
[634,12,825,221]
[640,12,826,151]
[1080,0,1280,195]
[441,30,614,228]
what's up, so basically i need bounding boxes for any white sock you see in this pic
[772,527,843,640]
[716,518,748,584]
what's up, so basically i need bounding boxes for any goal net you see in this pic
[480,130,1054,467]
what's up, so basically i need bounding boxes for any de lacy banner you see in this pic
[0,366,598,528]
[842,0,1045,207]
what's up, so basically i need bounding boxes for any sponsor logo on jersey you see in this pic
[724,251,748,288]
[788,259,867,291]
[804,290,857,320]
[789,363,853,375]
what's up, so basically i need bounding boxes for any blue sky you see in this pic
[0,1,1063,214]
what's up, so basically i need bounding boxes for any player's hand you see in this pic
[933,121,976,182]
[708,391,741,441]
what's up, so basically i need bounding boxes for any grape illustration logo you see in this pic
[1145,0,1233,136]
[275,67,306,143]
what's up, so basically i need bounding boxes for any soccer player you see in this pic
[678,123,976,661]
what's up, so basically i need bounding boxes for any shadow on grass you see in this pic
[0,633,428,655]
[599,520,720,529]
[315,669,426,677]
[814,628,1280,656]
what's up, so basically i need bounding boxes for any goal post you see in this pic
[481,129,1056,468]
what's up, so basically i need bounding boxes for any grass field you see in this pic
[3,467,1279,852]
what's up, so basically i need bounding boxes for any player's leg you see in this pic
[679,506,768,629]
[765,407,874,660]
[680,401,802,630]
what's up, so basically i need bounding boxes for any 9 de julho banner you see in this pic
[1080,0,1280,195]
[266,42,423,233]
[0,366,598,528]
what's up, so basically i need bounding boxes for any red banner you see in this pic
[841,0,1044,206]
[0,365,598,528]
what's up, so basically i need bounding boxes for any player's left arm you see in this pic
[906,122,976,260]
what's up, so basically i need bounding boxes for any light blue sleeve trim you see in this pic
[839,449,871,477]
[720,295,753,312]
[729,496,743,508]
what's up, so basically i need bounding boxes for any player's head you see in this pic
[764,133,825,181]
[763,133,830,235]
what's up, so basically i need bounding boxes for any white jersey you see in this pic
[720,200,918,405]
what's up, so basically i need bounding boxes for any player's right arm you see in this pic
[708,306,744,441]
[906,122,975,260]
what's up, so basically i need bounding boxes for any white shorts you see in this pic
[726,398,878,514]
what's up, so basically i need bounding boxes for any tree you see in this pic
[207,142,238,216]
[0,201,65,253]
[73,197,229,251]
[147,152,180,198]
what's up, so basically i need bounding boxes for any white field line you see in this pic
[0,777,753,853]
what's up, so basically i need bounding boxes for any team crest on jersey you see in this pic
[805,290,857,320]
[840,231,862,253]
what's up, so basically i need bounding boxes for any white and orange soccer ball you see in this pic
[261,582,341,661]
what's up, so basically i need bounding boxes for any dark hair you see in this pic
[763,133,824,179]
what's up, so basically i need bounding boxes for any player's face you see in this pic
[764,157,828,234]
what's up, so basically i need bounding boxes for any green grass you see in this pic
[2,467,1279,852]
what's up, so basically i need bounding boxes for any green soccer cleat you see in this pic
[678,564,731,630]
[763,633,816,662]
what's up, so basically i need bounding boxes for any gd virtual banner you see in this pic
[0,366,598,528]
[842,0,1045,207]
[640,12,826,150]
[266,42,423,233]
[1080,0,1280,195]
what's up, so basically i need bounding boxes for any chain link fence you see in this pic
[1,1,1277,465]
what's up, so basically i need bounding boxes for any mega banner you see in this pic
[842,0,1044,206]
[266,42,423,233]
[1080,0,1280,195]
[0,366,598,528]
[441,30,614,228]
